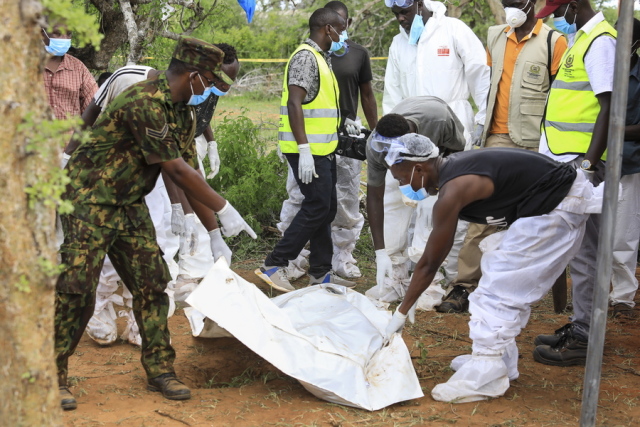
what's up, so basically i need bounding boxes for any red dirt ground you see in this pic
[62,268,640,426]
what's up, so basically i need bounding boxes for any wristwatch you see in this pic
[580,159,594,171]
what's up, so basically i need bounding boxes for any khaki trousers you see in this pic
[454,133,538,290]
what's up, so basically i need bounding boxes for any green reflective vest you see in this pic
[278,44,340,155]
[543,20,616,160]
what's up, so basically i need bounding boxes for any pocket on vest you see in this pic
[519,97,546,145]
[521,61,547,91]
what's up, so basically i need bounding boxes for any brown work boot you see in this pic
[147,373,191,400]
[59,386,77,410]
[611,303,634,318]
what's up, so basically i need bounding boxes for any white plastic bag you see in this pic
[185,259,423,410]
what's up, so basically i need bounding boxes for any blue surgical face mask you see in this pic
[329,26,348,52]
[399,166,428,207]
[211,85,228,97]
[553,6,577,35]
[187,74,211,106]
[408,3,425,46]
[43,29,71,56]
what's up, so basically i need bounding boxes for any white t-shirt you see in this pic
[539,12,616,162]
[93,65,154,111]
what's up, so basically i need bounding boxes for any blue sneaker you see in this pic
[255,265,295,292]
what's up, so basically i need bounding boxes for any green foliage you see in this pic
[15,275,32,294]
[206,110,287,235]
[18,114,79,214]
[21,371,36,383]
[42,0,102,48]
[38,256,65,277]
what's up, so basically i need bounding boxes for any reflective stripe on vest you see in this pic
[278,132,338,143]
[279,106,340,119]
[278,44,340,156]
[544,20,616,161]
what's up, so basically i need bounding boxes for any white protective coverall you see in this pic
[173,134,218,300]
[610,173,640,307]
[375,1,489,303]
[432,172,603,403]
[382,0,489,144]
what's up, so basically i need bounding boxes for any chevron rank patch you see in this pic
[146,124,169,140]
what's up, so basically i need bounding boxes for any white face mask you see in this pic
[504,0,531,29]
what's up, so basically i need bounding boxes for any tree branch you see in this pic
[166,0,197,9]
[159,29,180,40]
[118,0,140,64]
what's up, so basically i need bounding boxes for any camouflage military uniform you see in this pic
[55,72,199,385]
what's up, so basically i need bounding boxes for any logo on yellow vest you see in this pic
[564,54,574,69]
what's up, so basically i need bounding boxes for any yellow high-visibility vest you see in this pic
[544,20,616,160]
[278,44,340,155]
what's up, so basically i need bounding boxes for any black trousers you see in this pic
[266,153,337,277]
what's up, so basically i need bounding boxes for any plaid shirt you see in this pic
[43,54,98,120]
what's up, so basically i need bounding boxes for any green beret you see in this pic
[172,37,233,85]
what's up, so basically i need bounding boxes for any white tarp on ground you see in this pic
[185,259,424,411]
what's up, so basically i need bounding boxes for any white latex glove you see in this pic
[344,118,360,136]
[61,152,71,169]
[209,228,232,265]
[179,213,198,256]
[216,201,258,239]
[384,310,407,343]
[297,143,316,185]
[375,249,393,289]
[206,140,220,179]
[171,204,185,235]
[578,160,596,179]
[472,124,484,147]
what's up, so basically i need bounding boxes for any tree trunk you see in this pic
[487,0,506,24]
[0,0,62,425]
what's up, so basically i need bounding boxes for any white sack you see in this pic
[185,259,423,410]
[416,271,448,311]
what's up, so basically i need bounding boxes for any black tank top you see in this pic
[438,148,577,226]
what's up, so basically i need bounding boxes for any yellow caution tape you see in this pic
[138,57,388,62]
[238,57,388,62]
[239,58,288,63]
